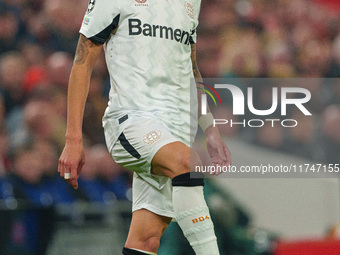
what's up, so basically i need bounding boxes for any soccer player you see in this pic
[58,0,231,254]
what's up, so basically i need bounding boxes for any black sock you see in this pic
[122,247,151,255]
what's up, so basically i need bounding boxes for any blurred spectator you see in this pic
[43,0,87,53]
[22,97,66,151]
[0,124,10,176]
[19,42,46,67]
[22,66,49,94]
[297,79,326,114]
[316,105,340,164]
[0,94,5,125]
[7,142,83,206]
[33,138,58,178]
[325,80,340,105]
[282,110,318,159]
[297,40,332,77]
[46,52,72,92]
[255,123,284,150]
[94,145,132,200]
[327,36,340,77]
[0,51,27,115]
[27,84,67,119]
[5,85,67,152]
[8,143,48,206]
[83,71,108,145]
[78,145,131,204]
[0,9,20,55]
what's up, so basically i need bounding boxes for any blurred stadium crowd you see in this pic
[0,0,339,211]
[0,0,133,207]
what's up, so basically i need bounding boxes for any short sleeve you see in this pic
[80,0,120,44]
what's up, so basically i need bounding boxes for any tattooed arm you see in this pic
[58,34,102,189]
[66,35,102,137]
[191,43,202,81]
[191,43,231,170]
[191,43,206,120]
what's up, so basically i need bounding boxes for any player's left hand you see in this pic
[205,125,231,175]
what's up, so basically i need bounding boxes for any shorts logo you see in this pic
[87,0,95,14]
[135,0,148,6]
[184,2,194,19]
[192,215,210,224]
[143,130,162,145]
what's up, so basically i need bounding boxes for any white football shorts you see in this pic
[106,113,188,218]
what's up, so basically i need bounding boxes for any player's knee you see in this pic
[125,236,160,253]
[144,236,160,252]
[176,151,201,175]
[177,154,191,173]
[125,228,162,253]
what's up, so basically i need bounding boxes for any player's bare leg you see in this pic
[151,142,220,255]
[123,209,171,254]
[122,142,219,254]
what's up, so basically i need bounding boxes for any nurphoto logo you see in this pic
[200,84,312,128]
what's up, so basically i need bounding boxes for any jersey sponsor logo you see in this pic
[143,130,162,145]
[86,0,95,14]
[135,0,148,6]
[129,19,193,45]
[184,1,194,19]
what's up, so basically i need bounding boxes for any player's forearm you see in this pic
[64,35,102,142]
[191,43,218,135]
[195,67,208,120]
[65,65,91,142]
[191,44,207,119]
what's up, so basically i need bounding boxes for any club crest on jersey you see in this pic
[87,0,95,14]
[135,0,148,7]
[184,1,194,19]
[143,130,162,145]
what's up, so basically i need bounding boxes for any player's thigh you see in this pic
[110,117,178,173]
[151,141,202,179]
[125,209,171,250]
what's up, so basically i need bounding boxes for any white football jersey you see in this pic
[80,0,201,150]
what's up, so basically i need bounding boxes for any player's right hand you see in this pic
[58,139,85,189]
